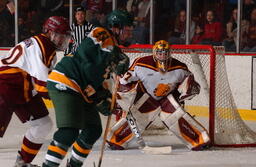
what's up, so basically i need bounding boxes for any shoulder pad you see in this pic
[88,27,117,52]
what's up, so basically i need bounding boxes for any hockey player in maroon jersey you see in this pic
[0,16,71,167]
[107,40,211,151]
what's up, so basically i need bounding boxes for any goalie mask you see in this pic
[43,16,71,51]
[153,40,171,73]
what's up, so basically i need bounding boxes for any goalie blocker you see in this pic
[107,84,210,150]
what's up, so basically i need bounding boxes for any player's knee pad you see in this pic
[79,124,102,145]
[54,128,80,146]
[107,118,134,150]
[160,94,210,150]
[25,115,53,143]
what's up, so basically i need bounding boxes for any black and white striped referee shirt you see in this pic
[65,21,95,54]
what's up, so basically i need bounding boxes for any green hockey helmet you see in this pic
[106,10,134,28]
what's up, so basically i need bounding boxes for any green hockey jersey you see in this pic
[47,27,121,101]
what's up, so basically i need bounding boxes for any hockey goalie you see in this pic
[106,40,210,151]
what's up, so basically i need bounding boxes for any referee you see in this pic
[65,6,95,55]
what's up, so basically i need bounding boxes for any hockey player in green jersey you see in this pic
[42,10,134,167]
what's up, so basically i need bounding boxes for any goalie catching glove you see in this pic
[178,75,200,102]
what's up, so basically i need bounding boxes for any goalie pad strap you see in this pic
[167,93,181,109]
[131,93,150,111]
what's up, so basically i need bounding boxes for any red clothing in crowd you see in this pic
[84,0,105,12]
[246,23,256,47]
[201,22,223,42]
[191,33,203,44]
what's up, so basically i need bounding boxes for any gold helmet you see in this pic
[153,40,171,72]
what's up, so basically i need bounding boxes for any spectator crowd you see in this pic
[1,0,256,52]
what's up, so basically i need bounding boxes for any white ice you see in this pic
[1,111,256,167]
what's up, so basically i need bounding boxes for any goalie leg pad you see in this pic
[130,105,162,131]
[107,103,162,150]
[116,83,138,112]
[160,94,210,150]
[107,118,134,150]
[128,92,161,131]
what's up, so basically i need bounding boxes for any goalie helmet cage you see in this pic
[121,44,256,147]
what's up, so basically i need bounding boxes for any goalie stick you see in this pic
[126,110,172,155]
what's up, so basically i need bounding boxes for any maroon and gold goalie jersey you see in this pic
[120,55,192,100]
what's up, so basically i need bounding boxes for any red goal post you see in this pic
[121,44,256,147]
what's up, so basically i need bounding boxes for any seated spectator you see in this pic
[118,0,129,10]
[243,0,256,21]
[223,8,249,52]
[200,9,223,46]
[242,7,256,52]
[191,23,204,44]
[132,0,150,44]
[26,10,41,36]
[0,0,14,47]
[126,0,140,18]
[81,0,105,22]
[18,17,30,41]
[168,9,195,44]
[90,10,106,27]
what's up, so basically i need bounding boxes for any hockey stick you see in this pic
[94,74,119,167]
[126,110,172,155]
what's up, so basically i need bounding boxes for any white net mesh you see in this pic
[122,44,256,146]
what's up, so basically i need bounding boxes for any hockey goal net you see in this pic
[121,44,256,147]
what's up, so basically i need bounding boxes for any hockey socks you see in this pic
[69,141,92,167]
[43,128,79,167]
[43,140,69,167]
[43,126,101,167]
[68,127,101,167]
[19,136,42,163]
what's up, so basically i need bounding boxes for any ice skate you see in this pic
[14,154,40,167]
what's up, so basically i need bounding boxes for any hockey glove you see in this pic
[115,52,130,75]
[95,99,112,116]
[178,75,200,102]
[154,83,172,97]
[90,86,112,103]
[111,47,130,76]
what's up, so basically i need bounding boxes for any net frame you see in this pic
[121,44,256,147]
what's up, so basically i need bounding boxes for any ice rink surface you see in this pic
[1,111,256,167]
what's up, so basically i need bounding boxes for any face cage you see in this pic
[50,32,71,51]
[153,49,171,72]
[154,49,170,61]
